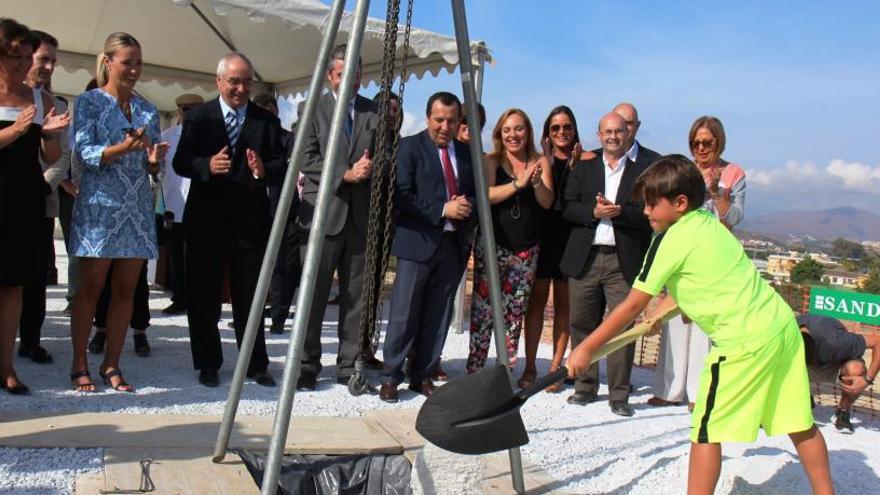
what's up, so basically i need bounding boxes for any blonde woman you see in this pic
[467,109,554,377]
[69,32,168,392]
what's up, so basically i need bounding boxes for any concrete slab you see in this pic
[0,412,402,454]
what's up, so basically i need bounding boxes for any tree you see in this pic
[861,269,880,295]
[831,237,865,260]
[790,257,824,285]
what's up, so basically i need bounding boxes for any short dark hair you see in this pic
[425,91,461,117]
[462,102,486,131]
[327,44,362,72]
[373,91,399,104]
[634,154,706,210]
[252,93,278,110]
[31,30,58,49]
[0,18,38,57]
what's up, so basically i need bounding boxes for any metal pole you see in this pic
[259,0,372,493]
[450,1,525,493]
[211,0,347,465]
[475,45,486,101]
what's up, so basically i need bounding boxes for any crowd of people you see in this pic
[3,16,880,493]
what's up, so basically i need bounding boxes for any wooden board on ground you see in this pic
[75,448,258,495]
[0,412,401,454]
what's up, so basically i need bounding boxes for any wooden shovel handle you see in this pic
[592,304,681,362]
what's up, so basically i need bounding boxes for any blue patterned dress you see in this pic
[71,89,160,259]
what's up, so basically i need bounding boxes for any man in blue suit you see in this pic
[379,92,476,402]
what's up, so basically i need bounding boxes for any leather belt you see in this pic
[595,245,616,254]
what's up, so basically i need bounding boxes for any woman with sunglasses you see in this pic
[0,18,69,395]
[649,115,746,408]
[68,32,168,393]
[466,109,554,374]
[519,106,595,390]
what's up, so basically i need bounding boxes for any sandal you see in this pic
[70,370,96,393]
[100,369,134,393]
[516,370,537,389]
[1,374,29,395]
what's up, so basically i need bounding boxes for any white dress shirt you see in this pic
[161,125,189,222]
[593,153,627,246]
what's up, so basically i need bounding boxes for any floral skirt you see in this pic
[466,238,539,373]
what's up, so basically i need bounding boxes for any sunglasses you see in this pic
[691,139,717,149]
[550,123,573,133]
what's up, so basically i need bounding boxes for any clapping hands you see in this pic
[42,107,71,135]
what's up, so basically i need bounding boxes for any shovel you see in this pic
[415,305,680,455]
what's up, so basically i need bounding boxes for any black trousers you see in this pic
[18,217,53,349]
[185,239,269,374]
[270,220,301,328]
[166,222,187,306]
[93,261,150,330]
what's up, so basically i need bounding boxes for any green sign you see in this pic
[809,287,880,325]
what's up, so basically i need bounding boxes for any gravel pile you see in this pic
[2,242,878,493]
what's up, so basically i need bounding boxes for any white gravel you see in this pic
[2,241,879,493]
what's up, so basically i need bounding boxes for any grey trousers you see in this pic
[568,250,635,402]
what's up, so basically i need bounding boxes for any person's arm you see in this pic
[261,115,287,183]
[486,156,520,205]
[865,334,880,385]
[561,162,598,226]
[533,155,554,209]
[393,139,443,225]
[719,177,746,228]
[567,289,654,377]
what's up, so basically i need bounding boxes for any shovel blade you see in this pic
[416,365,528,455]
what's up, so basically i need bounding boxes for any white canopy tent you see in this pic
[1,0,491,120]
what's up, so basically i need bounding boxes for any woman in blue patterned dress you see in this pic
[0,18,69,395]
[69,32,168,392]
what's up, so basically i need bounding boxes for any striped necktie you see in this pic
[225,110,240,151]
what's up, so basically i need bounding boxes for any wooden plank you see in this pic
[102,448,259,495]
[0,413,401,454]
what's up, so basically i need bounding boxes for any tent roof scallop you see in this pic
[1,0,492,111]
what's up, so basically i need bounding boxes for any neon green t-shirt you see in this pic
[632,209,796,351]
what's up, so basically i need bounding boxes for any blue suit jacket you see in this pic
[392,131,476,263]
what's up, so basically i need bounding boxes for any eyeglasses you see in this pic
[550,123,573,134]
[691,139,717,149]
[219,75,254,87]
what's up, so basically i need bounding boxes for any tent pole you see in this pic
[449,1,526,493]
[210,0,347,466]
[189,3,266,82]
[258,0,373,492]
[475,44,486,101]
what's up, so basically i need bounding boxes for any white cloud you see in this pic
[400,111,426,137]
[826,159,880,193]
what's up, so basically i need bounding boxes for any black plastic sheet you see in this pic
[237,451,412,495]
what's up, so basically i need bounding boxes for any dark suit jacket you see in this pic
[268,128,299,223]
[392,131,476,263]
[173,98,284,248]
[297,91,378,236]
[559,147,657,282]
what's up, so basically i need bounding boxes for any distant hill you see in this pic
[739,207,880,242]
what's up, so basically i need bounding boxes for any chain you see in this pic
[357,0,413,354]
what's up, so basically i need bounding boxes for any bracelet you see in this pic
[511,181,521,191]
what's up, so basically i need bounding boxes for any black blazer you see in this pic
[392,131,476,263]
[173,98,285,248]
[559,147,658,282]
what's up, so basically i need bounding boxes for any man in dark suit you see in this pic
[378,92,476,402]
[252,93,300,335]
[295,44,379,390]
[173,52,284,388]
[560,112,656,416]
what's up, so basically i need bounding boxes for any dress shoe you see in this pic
[337,375,352,385]
[379,382,399,403]
[161,302,186,315]
[247,371,276,387]
[431,364,448,381]
[198,369,220,387]
[87,330,107,354]
[1,376,30,395]
[567,391,598,406]
[408,378,435,397]
[18,345,53,364]
[362,354,384,370]
[132,332,151,357]
[610,401,634,417]
[296,372,317,391]
[269,322,284,335]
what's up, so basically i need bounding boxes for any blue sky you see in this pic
[313,1,880,216]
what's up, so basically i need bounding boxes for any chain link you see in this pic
[357,0,414,354]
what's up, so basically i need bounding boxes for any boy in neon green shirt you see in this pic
[567,155,833,494]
